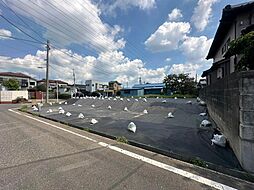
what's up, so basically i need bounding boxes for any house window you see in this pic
[217,67,224,79]
[207,75,211,85]
[30,82,35,86]
[222,38,230,55]
[21,79,28,87]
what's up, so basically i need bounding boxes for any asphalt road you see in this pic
[0,104,253,190]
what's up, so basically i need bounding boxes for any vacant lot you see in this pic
[33,97,241,170]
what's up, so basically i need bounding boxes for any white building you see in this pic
[85,80,108,92]
[37,79,68,89]
[0,72,37,90]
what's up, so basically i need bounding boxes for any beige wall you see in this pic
[213,12,252,74]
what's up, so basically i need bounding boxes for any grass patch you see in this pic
[190,158,207,168]
[116,136,128,144]
[31,112,39,116]
[83,128,90,132]
[20,105,28,112]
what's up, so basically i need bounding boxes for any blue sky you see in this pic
[0,0,250,85]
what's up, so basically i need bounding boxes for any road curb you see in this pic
[23,109,254,183]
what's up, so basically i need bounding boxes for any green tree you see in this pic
[35,84,46,92]
[226,31,254,71]
[3,79,19,90]
[163,73,197,95]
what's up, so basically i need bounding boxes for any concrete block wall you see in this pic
[0,90,28,103]
[239,71,254,172]
[199,71,254,173]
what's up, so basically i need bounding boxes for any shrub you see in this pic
[116,136,128,144]
[190,158,207,167]
[20,105,28,112]
[58,93,71,99]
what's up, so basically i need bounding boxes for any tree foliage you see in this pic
[33,84,46,92]
[163,73,197,95]
[226,31,254,71]
[3,79,19,90]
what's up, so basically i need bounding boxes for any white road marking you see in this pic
[8,109,97,143]
[8,109,237,190]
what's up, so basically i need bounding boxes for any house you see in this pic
[37,79,69,89]
[0,72,37,90]
[106,81,122,96]
[120,88,144,97]
[199,1,254,172]
[121,83,165,97]
[197,79,207,89]
[85,80,108,93]
[202,1,254,84]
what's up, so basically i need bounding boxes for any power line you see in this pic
[50,0,152,63]
[0,0,45,42]
[0,14,45,44]
[61,0,152,63]
[0,4,107,74]
[1,1,143,78]
[0,34,44,44]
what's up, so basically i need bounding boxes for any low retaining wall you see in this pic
[199,71,254,173]
[0,90,28,103]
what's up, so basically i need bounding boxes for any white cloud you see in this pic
[0,49,169,86]
[191,0,218,32]
[170,63,200,77]
[100,0,156,15]
[180,36,213,62]
[4,0,125,52]
[0,29,12,39]
[144,22,190,52]
[170,36,213,78]
[165,58,171,62]
[168,8,183,21]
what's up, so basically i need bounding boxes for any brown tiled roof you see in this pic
[0,72,36,80]
[38,79,69,85]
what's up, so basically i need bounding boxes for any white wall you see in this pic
[0,91,28,103]
[85,80,108,92]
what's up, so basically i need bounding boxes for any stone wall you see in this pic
[199,71,254,173]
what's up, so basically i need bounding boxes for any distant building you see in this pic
[0,72,37,90]
[121,83,165,97]
[85,80,108,92]
[37,79,69,90]
[106,81,122,96]
[197,79,207,89]
[202,1,254,84]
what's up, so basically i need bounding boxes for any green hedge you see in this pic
[58,93,71,99]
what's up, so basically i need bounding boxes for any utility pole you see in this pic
[56,81,59,103]
[138,66,142,84]
[45,40,50,104]
[139,77,142,84]
[73,68,76,98]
